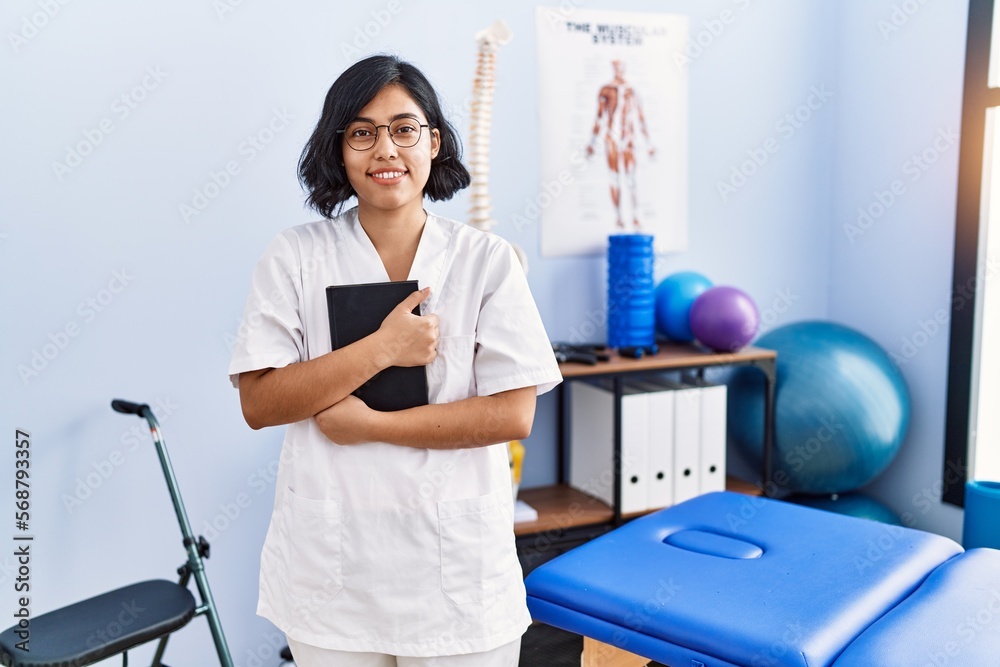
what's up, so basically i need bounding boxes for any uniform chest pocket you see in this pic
[280,489,344,601]
[426,334,477,404]
[438,492,518,606]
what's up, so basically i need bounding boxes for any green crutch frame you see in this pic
[0,399,235,667]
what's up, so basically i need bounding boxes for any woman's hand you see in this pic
[373,287,439,367]
[315,395,376,445]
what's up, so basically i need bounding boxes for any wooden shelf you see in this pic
[514,485,613,536]
[558,343,776,378]
[514,477,763,536]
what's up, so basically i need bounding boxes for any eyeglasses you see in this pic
[337,119,430,151]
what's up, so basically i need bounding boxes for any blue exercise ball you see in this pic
[655,271,712,342]
[787,493,903,526]
[728,321,910,494]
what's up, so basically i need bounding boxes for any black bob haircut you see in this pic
[298,55,471,219]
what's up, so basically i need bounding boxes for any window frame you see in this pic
[943,0,998,506]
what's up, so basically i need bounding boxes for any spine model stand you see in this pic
[468,20,529,270]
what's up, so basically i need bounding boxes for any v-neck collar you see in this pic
[341,207,452,310]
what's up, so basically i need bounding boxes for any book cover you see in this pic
[326,280,429,412]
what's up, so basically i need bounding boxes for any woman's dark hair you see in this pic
[298,55,471,218]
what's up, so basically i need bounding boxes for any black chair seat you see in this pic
[0,579,196,667]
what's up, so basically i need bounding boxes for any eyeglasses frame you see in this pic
[336,121,432,151]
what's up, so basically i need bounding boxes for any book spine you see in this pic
[326,289,340,350]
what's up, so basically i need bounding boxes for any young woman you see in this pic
[228,55,561,667]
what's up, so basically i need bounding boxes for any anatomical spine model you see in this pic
[467,20,529,269]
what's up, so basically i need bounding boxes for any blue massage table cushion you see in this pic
[525,491,966,667]
[832,547,1000,666]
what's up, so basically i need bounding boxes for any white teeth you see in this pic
[370,171,405,179]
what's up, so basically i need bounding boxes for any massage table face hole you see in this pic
[663,528,765,559]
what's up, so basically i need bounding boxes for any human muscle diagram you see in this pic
[535,8,688,256]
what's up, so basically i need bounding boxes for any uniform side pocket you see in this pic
[281,488,344,601]
[438,492,518,606]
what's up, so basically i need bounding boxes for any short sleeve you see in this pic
[228,233,305,387]
[474,242,562,397]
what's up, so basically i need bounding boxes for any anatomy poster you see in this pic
[535,7,688,256]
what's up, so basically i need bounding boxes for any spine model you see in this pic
[467,20,512,236]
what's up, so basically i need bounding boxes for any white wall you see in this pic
[828,0,970,540]
[1,0,969,664]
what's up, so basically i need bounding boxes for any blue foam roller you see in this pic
[963,480,1000,550]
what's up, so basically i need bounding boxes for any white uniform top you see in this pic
[228,207,562,656]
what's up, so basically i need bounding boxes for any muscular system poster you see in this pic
[534,7,688,256]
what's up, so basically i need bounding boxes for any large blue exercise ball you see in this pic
[655,271,712,342]
[787,493,903,526]
[728,321,910,494]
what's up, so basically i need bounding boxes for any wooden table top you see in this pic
[557,343,776,378]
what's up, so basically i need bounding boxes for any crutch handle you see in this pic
[111,399,150,416]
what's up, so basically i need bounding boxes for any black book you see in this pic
[326,280,429,412]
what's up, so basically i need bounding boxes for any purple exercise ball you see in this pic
[689,286,760,352]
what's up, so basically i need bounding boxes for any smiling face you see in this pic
[342,84,441,222]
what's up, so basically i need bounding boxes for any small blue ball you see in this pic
[655,271,712,342]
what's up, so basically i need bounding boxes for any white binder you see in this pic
[569,381,650,514]
[630,379,675,511]
[692,379,728,494]
[671,382,703,505]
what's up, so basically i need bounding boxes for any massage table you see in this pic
[524,491,1000,666]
